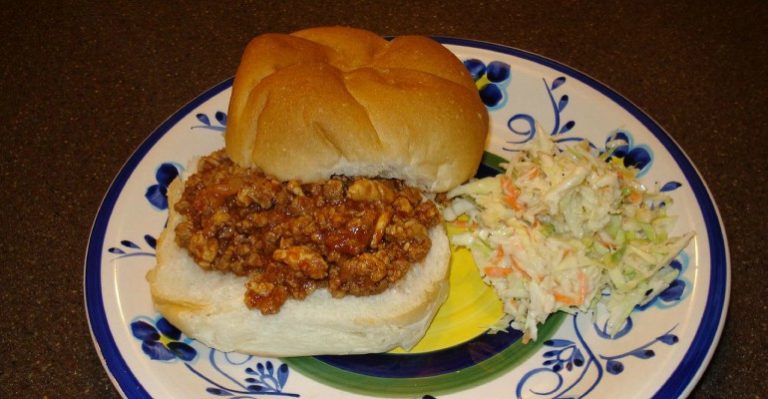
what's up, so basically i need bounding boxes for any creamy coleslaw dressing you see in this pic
[444,133,693,341]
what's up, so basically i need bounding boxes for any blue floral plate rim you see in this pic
[83,37,730,399]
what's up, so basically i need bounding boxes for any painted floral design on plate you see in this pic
[86,39,727,399]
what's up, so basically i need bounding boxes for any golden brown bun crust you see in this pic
[225,26,489,192]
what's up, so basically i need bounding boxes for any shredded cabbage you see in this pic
[444,133,693,341]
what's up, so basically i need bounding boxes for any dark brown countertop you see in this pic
[2,1,766,398]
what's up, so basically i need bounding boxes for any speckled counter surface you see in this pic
[2,1,766,398]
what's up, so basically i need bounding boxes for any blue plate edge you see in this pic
[83,77,234,399]
[82,37,731,399]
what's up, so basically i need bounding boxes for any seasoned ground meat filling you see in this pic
[174,150,441,314]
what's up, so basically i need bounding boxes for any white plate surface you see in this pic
[85,38,729,399]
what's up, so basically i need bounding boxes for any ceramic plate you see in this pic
[85,38,729,398]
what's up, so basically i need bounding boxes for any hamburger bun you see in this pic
[147,161,450,356]
[147,27,487,356]
[225,26,489,193]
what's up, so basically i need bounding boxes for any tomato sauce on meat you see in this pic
[174,150,441,314]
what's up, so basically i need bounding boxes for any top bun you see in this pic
[225,26,489,192]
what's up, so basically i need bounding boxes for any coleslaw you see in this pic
[443,133,694,341]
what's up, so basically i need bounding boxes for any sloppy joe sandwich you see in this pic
[146,26,489,356]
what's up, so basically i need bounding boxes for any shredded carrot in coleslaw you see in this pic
[443,133,694,340]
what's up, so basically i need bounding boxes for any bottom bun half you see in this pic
[146,165,451,357]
